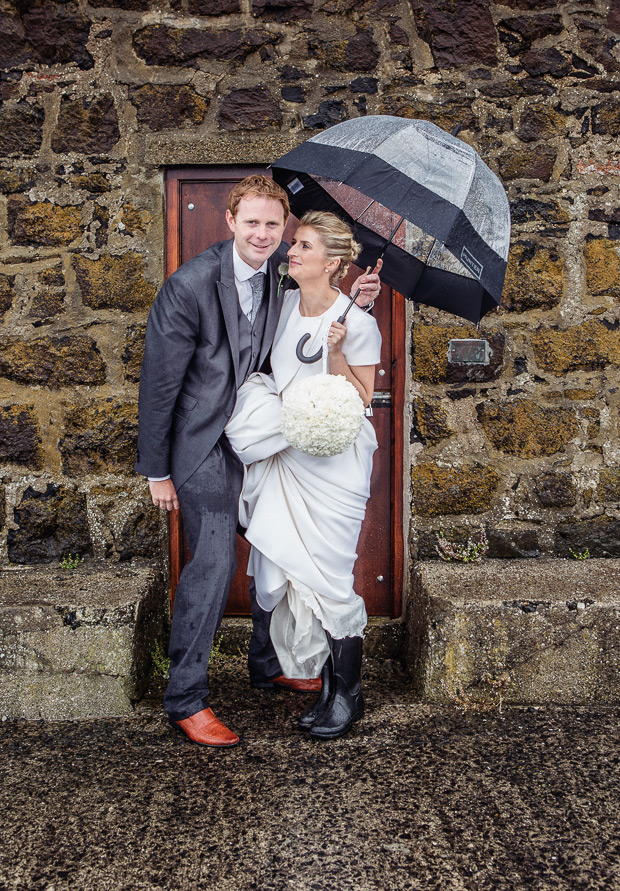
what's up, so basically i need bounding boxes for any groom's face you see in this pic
[226,194,286,270]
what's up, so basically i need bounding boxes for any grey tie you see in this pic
[248,272,265,325]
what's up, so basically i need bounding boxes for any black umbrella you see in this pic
[272,115,511,361]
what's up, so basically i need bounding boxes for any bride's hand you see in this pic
[327,320,346,353]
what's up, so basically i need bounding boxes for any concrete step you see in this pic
[0,562,165,720]
[407,558,620,705]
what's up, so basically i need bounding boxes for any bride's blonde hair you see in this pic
[298,211,362,284]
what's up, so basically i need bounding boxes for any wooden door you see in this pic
[165,167,404,617]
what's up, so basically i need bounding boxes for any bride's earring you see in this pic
[324,267,329,273]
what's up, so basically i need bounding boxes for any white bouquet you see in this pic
[281,373,365,457]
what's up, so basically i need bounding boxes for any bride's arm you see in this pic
[327,320,375,406]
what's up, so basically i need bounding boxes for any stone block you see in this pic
[411,397,452,446]
[90,0,150,8]
[51,96,120,155]
[555,516,620,558]
[309,29,380,73]
[73,254,156,312]
[7,198,81,247]
[122,324,145,382]
[499,13,563,50]
[303,100,348,130]
[380,96,476,133]
[412,324,504,383]
[7,484,92,565]
[0,405,43,470]
[27,265,66,321]
[517,103,566,143]
[583,238,620,298]
[0,563,165,719]
[502,0,557,7]
[0,2,93,70]
[218,87,282,131]
[407,560,620,704]
[411,462,500,517]
[531,321,620,375]
[497,145,556,182]
[0,167,37,194]
[410,0,497,68]
[189,0,239,11]
[281,86,305,103]
[534,471,576,507]
[115,506,162,562]
[510,198,569,225]
[132,25,278,67]
[59,400,138,475]
[486,527,540,559]
[0,335,106,388]
[120,203,151,236]
[502,242,564,311]
[599,468,620,502]
[252,0,312,20]
[521,47,572,78]
[129,85,208,131]
[0,102,44,156]
[476,401,578,458]
[0,274,14,322]
[417,526,540,560]
[71,172,112,195]
[592,101,620,137]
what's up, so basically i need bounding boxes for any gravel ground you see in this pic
[1,658,620,891]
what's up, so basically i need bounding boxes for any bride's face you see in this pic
[287,226,338,284]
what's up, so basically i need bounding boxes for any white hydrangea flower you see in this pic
[281,374,365,457]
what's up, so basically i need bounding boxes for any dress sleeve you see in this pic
[341,305,382,366]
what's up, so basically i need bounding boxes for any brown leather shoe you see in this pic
[270,675,322,693]
[170,708,239,748]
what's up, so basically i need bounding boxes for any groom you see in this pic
[136,175,380,747]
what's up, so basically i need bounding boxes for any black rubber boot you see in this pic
[309,636,364,740]
[298,656,334,730]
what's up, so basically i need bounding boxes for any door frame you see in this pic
[163,166,405,618]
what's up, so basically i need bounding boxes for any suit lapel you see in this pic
[217,240,241,386]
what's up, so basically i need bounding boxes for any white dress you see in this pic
[226,289,382,678]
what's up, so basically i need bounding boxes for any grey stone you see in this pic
[0,563,165,719]
[407,559,620,704]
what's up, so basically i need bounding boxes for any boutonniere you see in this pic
[276,263,291,300]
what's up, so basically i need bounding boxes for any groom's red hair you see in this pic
[227,175,290,223]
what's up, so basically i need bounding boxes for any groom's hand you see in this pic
[149,478,180,511]
[351,259,383,308]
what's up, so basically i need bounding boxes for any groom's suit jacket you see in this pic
[136,238,288,490]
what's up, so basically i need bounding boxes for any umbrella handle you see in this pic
[296,332,323,364]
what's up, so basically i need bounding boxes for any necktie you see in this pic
[249,273,264,325]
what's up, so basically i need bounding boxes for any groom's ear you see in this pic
[225,209,236,235]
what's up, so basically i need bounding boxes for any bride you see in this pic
[226,211,381,739]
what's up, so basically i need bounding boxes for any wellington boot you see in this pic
[309,636,363,740]
[298,657,334,730]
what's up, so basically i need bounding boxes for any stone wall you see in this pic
[0,0,619,578]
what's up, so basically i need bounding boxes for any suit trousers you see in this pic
[163,436,281,720]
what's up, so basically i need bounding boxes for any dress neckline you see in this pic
[293,289,343,320]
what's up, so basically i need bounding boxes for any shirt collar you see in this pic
[233,244,268,282]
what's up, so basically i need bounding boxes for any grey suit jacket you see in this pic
[135,238,288,490]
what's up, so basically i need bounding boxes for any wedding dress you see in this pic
[226,289,381,678]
